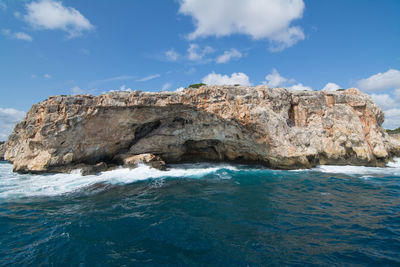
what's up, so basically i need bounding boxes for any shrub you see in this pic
[188,83,206,89]
[387,127,400,134]
[336,89,346,91]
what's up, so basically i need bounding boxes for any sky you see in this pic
[0,0,399,140]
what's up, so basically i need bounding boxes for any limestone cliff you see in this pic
[3,85,399,173]
[0,142,4,161]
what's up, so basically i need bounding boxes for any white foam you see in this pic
[313,158,400,176]
[0,158,399,199]
[0,163,237,199]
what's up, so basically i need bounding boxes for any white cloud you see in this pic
[264,69,290,87]
[262,69,312,91]
[13,32,33,41]
[165,49,179,61]
[14,11,21,19]
[94,75,134,85]
[383,108,400,129]
[71,86,84,94]
[119,85,132,92]
[0,107,26,141]
[24,0,94,38]
[322,82,341,91]
[268,26,305,52]
[287,83,312,91]
[80,48,90,55]
[0,1,6,11]
[357,69,400,128]
[1,29,10,35]
[178,0,305,51]
[1,29,33,41]
[370,89,400,110]
[202,72,251,86]
[216,48,243,63]
[370,94,397,110]
[187,43,214,61]
[162,82,172,90]
[358,69,400,92]
[136,74,160,82]
[43,73,51,78]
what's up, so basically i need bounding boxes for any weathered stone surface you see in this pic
[2,85,399,173]
[114,153,166,170]
[389,133,400,140]
[80,162,109,176]
[389,134,400,157]
[0,141,5,161]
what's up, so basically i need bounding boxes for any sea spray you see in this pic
[0,159,399,199]
[0,163,238,199]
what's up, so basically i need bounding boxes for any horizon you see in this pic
[0,0,399,140]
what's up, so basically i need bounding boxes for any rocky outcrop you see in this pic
[113,153,166,170]
[0,141,5,161]
[389,133,400,141]
[389,134,400,157]
[3,85,400,173]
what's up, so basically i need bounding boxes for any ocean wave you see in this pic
[0,163,238,199]
[312,158,400,176]
[0,158,399,199]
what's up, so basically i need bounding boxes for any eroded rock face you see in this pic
[3,85,399,173]
[0,142,5,161]
[113,153,166,170]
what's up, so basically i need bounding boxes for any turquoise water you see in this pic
[1,160,400,266]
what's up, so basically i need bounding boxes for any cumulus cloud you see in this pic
[216,49,242,64]
[136,74,160,82]
[162,82,172,90]
[322,82,341,91]
[1,29,33,41]
[0,107,26,141]
[24,0,94,38]
[178,0,305,51]
[383,108,400,129]
[43,73,51,78]
[370,94,397,110]
[71,86,84,94]
[202,72,251,86]
[119,85,132,92]
[165,49,179,61]
[187,44,214,61]
[13,32,33,41]
[369,89,400,126]
[263,69,312,91]
[357,69,400,129]
[175,87,186,92]
[358,69,400,92]
[287,83,312,91]
[264,69,292,87]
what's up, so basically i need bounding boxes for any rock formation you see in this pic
[0,141,5,161]
[2,85,400,174]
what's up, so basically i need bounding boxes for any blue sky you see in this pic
[0,0,400,139]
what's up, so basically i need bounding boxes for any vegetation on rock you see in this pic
[387,127,400,134]
[188,83,206,89]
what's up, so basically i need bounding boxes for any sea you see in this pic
[1,159,400,266]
